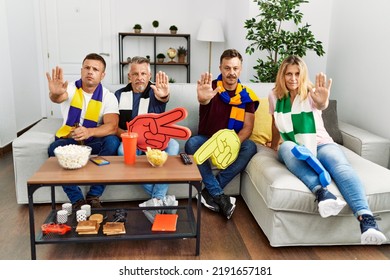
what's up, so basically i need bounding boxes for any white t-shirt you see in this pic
[60,82,119,126]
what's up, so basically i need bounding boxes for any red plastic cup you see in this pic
[121,132,138,164]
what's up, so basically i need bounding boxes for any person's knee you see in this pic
[184,138,194,154]
[279,141,296,154]
[48,140,67,157]
[103,135,120,155]
[185,136,202,155]
[48,143,56,157]
[117,143,124,156]
[166,139,180,155]
[241,139,257,157]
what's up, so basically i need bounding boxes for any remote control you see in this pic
[180,152,193,165]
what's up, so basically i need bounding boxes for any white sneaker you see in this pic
[139,198,163,223]
[361,228,387,245]
[163,195,178,214]
[318,198,347,218]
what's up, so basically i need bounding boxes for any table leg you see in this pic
[193,181,202,256]
[28,186,37,260]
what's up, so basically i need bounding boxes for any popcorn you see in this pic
[146,147,168,167]
[54,144,92,169]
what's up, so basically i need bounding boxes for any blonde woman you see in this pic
[269,55,386,245]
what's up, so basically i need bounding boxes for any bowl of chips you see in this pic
[146,147,168,167]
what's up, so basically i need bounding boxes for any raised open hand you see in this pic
[46,66,68,96]
[197,73,220,104]
[194,129,241,169]
[310,72,332,107]
[127,107,191,151]
[150,71,169,99]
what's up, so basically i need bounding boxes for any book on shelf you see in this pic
[152,214,178,232]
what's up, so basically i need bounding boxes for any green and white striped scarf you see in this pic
[274,93,317,155]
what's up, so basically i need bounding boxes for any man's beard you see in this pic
[134,84,146,93]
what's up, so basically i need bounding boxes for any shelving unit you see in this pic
[118,32,191,83]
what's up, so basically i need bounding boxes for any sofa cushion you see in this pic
[250,97,272,145]
[322,99,343,145]
[247,144,390,215]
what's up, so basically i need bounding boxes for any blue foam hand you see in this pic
[291,145,331,187]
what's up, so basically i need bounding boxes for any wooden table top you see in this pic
[27,155,201,186]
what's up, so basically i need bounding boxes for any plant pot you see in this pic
[178,54,186,63]
[170,30,177,35]
[157,58,164,63]
[134,29,141,34]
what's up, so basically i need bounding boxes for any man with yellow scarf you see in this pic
[185,49,259,219]
[46,53,120,209]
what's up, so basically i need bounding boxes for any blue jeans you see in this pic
[185,135,257,197]
[118,138,180,199]
[278,140,372,217]
[48,135,120,203]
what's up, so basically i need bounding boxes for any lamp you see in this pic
[197,19,225,73]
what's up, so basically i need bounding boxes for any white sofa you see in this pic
[12,83,390,246]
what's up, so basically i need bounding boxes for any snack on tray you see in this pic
[76,220,99,234]
[103,222,126,235]
[146,147,168,167]
[89,213,103,224]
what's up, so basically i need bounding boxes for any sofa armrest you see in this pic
[339,121,390,168]
[12,118,62,203]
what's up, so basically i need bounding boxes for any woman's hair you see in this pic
[274,55,314,100]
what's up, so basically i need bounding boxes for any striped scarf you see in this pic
[217,74,259,133]
[55,79,103,143]
[274,93,317,155]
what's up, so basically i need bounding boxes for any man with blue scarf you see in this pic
[46,53,120,209]
[185,49,259,219]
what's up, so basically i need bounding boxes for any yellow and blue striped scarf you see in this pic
[217,74,259,133]
[55,79,103,143]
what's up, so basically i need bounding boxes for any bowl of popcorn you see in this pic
[146,147,168,167]
[54,144,92,169]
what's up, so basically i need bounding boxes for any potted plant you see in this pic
[169,25,178,34]
[152,20,159,33]
[133,24,142,34]
[244,0,325,82]
[156,53,166,63]
[177,46,187,63]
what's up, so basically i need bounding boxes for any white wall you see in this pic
[0,0,44,148]
[0,0,17,148]
[327,0,390,139]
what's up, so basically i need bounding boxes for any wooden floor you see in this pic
[1,151,390,260]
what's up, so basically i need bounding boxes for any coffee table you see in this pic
[27,155,202,260]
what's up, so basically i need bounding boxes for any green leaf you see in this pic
[244,0,325,82]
